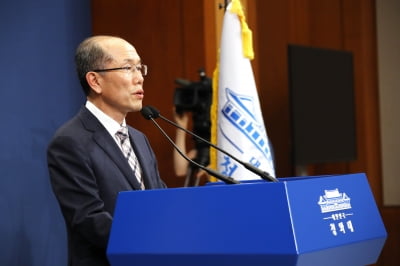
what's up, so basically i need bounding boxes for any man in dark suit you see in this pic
[47,35,166,266]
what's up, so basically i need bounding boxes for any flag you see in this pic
[210,0,275,180]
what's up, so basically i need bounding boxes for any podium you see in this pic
[107,173,387,266]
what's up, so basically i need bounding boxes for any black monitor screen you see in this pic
[288,45,357,165]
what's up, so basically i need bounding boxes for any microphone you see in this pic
[140,107,240,185]
[142,105,279,183]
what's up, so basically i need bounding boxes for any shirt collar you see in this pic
[85,100,126,137]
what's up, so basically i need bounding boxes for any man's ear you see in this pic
[86,72,102,94]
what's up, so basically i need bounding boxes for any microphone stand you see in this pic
[147,117,240,185]
[184,142,210,187]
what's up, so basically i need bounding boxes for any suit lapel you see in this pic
[78,107,143,190]
[94,131,143,190]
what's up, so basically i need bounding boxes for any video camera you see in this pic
[174,69,212,115]
[173,69,212,166]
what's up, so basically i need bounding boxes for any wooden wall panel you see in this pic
[255,0,293,177]
[341,0,382,202]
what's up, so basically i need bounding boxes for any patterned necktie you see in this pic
[115,126,145,190]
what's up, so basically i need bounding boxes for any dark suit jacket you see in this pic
[47,106,166,266]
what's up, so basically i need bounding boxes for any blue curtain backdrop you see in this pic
[0,1,91,265]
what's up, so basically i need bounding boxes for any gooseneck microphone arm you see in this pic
[146,106,278,183]
[143,113,240,185]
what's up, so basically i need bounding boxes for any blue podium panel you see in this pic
[284,174,387,265]
[107,173,386,266]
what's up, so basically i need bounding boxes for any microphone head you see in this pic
[140,105,160,120]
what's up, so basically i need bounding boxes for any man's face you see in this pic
[96,38,145,119]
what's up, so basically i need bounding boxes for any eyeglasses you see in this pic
[92,64,148,76]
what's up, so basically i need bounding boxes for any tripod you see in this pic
[184,144,210,187]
